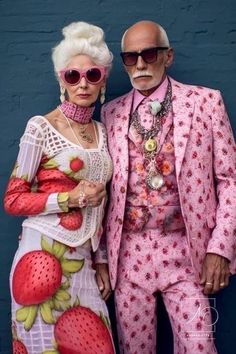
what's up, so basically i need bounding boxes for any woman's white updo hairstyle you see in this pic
[52,21,113,77]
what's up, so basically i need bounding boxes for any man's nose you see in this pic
[136,55,147,70]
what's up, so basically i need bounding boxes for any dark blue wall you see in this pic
[0,1,235,353]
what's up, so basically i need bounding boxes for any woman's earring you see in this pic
[60,85,65,103]
[100,86,106,105]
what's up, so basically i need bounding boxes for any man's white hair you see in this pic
[121,23,170,51]
[52,21,113,75]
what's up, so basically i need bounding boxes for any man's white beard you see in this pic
[130,76,155,91]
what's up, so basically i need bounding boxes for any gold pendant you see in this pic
[78,126,94,143]
[146,170,164,190]
[144,138,157,152]
[80,133,93,143]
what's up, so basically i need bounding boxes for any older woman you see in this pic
[4,21,115,354]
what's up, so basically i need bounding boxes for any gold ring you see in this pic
[220,282,225,287]
[206,282,213,286]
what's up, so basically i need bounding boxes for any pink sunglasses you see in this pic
[59,66,106,85]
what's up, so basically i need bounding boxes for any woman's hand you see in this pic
[95,263,112,301]
[68,180,106,208]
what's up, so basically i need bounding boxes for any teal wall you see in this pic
[0,0,235,353]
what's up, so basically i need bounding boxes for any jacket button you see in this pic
[120,186,125,193]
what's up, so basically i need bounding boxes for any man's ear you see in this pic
[165,48,174,68]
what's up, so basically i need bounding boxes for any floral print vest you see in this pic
[124,106,185,233]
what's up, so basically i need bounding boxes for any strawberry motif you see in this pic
[62,156,85,180]
[13,339,28,354]
[37,168,77,193]
[37,167,68,181]
[41,154,84,182]
[12,322,28,354]
[13,250,62,305]
[6,176,29,193]
[54,305,114,354]
[58,210,83,230]
[70,157,84,172]
[4,176,48,215]
[13,237,84,330]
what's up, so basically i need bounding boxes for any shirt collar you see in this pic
[132,76,169,113]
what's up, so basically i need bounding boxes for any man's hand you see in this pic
[95,263,112,301]
[200,253,230,295]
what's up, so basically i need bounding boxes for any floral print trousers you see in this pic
[115,228,217,354]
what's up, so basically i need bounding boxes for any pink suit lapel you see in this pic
[171,78,194,180]
[115,90,134,181]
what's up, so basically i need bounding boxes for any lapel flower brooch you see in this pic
[149,100,162,115]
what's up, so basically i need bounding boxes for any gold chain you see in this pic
[60,110,99,147]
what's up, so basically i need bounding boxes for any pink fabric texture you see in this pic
[101,76,236,353]
[101,77,236,288]
[116,229,217,354]
[59,100,95,123]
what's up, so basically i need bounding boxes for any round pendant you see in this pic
[144,138,157,152]
[146,172,164,190]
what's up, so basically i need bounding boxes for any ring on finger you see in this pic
[206,282,213,286]
[77,191,87,208]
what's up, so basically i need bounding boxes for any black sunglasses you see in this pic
[120,46,169,66]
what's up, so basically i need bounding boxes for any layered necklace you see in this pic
[130,78,172,190]
[58,101,97,145]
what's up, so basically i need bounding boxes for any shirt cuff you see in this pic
[44,193,69,214]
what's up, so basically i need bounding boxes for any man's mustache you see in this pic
[132,71,153,79]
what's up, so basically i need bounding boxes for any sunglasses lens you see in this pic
[142,48,157,63]
[86,68,102,83]
[64,70,80,85]
[122,53,137,66]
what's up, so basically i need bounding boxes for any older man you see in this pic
[102,21,236,354]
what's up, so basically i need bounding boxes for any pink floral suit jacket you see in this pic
[101,77,236,289]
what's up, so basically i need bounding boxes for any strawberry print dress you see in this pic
[4,116,115,354]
